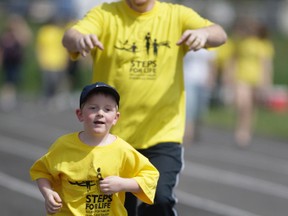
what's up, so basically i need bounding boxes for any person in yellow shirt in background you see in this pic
[30,82,159,216]
[211,37,234,108]
[36,18,69,107]
[228,18,275,147]
[0,14,32,111]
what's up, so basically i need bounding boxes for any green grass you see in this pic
[272,34,288,85]
[204,106,288,140]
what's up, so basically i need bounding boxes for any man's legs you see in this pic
[125,192,138,215]
[138,142,183,216]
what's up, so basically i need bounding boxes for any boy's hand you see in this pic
[99,176,141,194]
[99,176,123,194]
[44,191,62,214]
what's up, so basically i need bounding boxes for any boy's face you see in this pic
[76,93,120,136]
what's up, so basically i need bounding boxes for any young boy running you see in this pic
[30,82,159,216]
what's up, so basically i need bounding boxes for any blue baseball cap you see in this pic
[80,82,120,107]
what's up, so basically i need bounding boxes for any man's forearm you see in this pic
[62,28,82,53]
[205,24,227,48]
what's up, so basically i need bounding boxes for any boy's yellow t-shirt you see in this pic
[72,1,214,149]
[30,133,159,216]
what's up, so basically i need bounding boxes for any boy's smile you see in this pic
[94,120,105,125]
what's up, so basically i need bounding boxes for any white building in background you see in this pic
[74,0,120,18]
[277,0,288,35]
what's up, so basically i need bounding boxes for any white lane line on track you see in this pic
[183,161,288,200]
[0,134,285,215]
[2,135,288,201]
[0,171,43,201]
[0,113,70,145]
[0,170,260,216]
[0,136,46,160]
[188,145,288,175]
[175,190,261,216]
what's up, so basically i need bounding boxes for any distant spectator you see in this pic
[183,49,216,144]
[67,59,79,91]
[0,14,32,111]
[35,18,69,108]
[211,37,234,108]
[228,18,275,147]
[65,20,81,93]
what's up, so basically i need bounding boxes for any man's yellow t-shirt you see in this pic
[72,1,213,149]
[30,133,159,216]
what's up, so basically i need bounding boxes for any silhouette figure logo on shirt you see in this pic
[68,167,103,192]
[114,32,170,56]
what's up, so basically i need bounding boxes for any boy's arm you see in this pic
[36,178,63,214]
[99,166,159,205]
